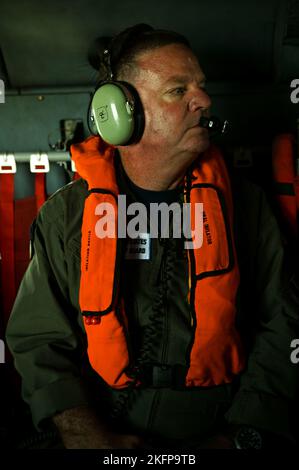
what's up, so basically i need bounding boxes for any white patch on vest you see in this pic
[125,233,151,260]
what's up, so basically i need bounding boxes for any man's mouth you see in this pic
[189,124,209,134]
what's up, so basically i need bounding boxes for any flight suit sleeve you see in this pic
[6,197,89,429]
[225,187,299,439]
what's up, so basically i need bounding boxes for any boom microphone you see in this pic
[199,116,229,135]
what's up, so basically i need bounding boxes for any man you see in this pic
[6,24,299,449]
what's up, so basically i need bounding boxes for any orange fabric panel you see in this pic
[186,145,244,386]
[71,136,117,192]
[79,192,118,313]
[85,310,131,389]
[190,187,229,273]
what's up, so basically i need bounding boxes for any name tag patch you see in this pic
[125,233,151,260]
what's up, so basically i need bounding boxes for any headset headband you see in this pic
[103,49,114,80]
[107,24,154,79]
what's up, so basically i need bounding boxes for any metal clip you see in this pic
[0,153,16,173]
[30,153,50,173]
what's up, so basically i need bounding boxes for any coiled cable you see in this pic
[111,236,176,421]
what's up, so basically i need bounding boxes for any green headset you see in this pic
[88,26,150,146]
[87,25,229,145]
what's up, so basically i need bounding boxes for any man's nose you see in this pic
[189,88,212,113]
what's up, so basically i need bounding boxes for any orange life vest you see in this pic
[71,136,245,389]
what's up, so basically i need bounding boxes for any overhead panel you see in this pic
[0,0,284,88]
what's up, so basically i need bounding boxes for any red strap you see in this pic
[272,134,298,239]
[295,173,299,212]
[14,196,38,289]
[0,172,46,332]
[72,171,81,181]
[34,173,46,211]
[0,174,16,329]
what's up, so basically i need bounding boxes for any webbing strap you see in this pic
[0,174,16,328]
[131,363,188,389]
[34,173,46,211]
[295,176,299,211]
[0,172,47,332]
[273,181,296,196]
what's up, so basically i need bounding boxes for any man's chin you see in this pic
[192,136,210,154]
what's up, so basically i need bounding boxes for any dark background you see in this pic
[0,0,298,151]
[0,0,298,450]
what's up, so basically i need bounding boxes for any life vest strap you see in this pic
[127,363,188,390]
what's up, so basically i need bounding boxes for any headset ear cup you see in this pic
[87,96,99,136]
[90,81,144,146]
[90,82,132,145]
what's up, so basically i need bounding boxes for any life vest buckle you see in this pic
[129,363,187,389]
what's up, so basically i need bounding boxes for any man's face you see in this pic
[132,43,211,157]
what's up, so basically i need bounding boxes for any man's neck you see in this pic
[117,148,198,191]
